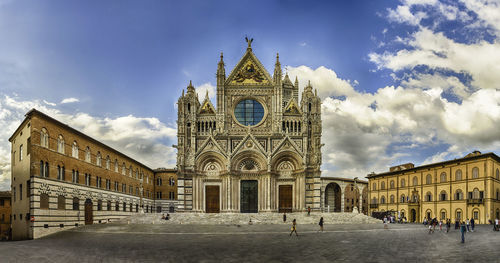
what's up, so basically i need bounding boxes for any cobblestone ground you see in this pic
[1,222,500,262]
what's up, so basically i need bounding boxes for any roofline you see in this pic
[153,168,177,173]
[16,108,159,173]
[321,176,368,184]
[366,152,500,179]
[8,108,37,142]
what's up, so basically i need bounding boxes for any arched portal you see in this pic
[325,183,341,212]
[411,209,417,222]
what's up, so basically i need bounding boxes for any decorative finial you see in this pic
[276,52,279,61]
[245,36,253,49]
[205,89,209,100]
[220,52,223,60]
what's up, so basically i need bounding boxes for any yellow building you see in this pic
[367,151,500,224]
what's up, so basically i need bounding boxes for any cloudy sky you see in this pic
[1,0,500,190]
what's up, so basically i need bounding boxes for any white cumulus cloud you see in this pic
[60,97,79,104]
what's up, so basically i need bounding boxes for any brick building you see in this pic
[153,168,177,213]
[9,109,177,240]
[0,191,11,240]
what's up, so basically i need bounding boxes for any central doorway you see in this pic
[279,185,292,213]
[411,209,417,222]
[205,185,220,213]
[240,180,258,213]
[84,199,93,225]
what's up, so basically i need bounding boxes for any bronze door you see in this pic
[84,199,93,225]
[206,186,220,213]
[240,180,258,213]
[279,185,292,213]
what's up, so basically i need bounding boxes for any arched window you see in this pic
[412,176,418,186]
[390,180,395,189]
[440,190,447,201]
[496,168,499,180]
[440,172,447,183]
[440,209,447,220]
[57,135,65,154]
[58,195,65,210]
[372,197,377,204]
[40,128,49,148]
[401,194,406,203]
[472,188,480,199]
[456,209,462,220]
[106,156,110,170]
[169,177,175,186]
[97,200,102,211]
[372,183,377,191]
[381,181,385,190]
[122,163,126,175]
[455,169,462,181]
[57,165,62,180]
[129,166,133,177]
[426,174,432,184]
[401,178,406,188]
[107,201,111,211]
[85,147,91,162]
[73,197,79,210]
[96,152,102,167]
[497,189,499,200]
[472,167,479,179]
[114,159,118,172]
[380,196,386,204]
[123,202,127,211]
[390,195,395,204]
[455,189,463,200]
[115,202,119,211]
[40,193,49,209]
[425,192,432,202]
[72,141,78,158]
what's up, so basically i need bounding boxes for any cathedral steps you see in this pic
[123,212,381,225]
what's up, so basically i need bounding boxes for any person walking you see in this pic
[290,219,298,236]
[495,218,499,231]
[307,206,311,216]
[383,216,388,229]
[455,219,459,230]
[439,220,443,231]
[318,217,324,232]
[460,221,467,243]
[283,213,287,223]
[446,219,451,233]
[470,218,475,232]
[466,218,470,232]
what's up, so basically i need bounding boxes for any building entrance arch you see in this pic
[325,183,341,212]
[411,209,417,222]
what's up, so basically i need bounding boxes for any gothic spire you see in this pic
[273,53,282,84]
[187,80,195,94]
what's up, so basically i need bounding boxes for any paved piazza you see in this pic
[1,218,500,262]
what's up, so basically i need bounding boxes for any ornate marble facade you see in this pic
[176,40,323,213]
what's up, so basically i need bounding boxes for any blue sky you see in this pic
[1,0,500,190]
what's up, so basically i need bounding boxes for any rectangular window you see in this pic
[169,192,174,200]
[13,187,16,202]
[19,145,23,161]
[27,137,31,154]
[0,199,4,206]
[12,151,15,166]
[26,180,30,198]
[19,184,22,201]
[474,211,478,220]
[157,192,162,199]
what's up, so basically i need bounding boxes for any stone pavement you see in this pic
[124,212,381,225]
[1,223,500,262]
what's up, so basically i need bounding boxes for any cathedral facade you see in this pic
[176,41,323,213]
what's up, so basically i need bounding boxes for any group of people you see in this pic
[161,214,170,220]
[422,217,475,243]
[283,213,324,237]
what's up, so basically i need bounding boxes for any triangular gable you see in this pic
[231,133,268,158]
[195,135,227,158]
[283,98,302,115]
[225,50,273,85]
[272,135,304,157]
[198,99,216,115]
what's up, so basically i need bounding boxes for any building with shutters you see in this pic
[367,151,500,223]
[175,39,323,213]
